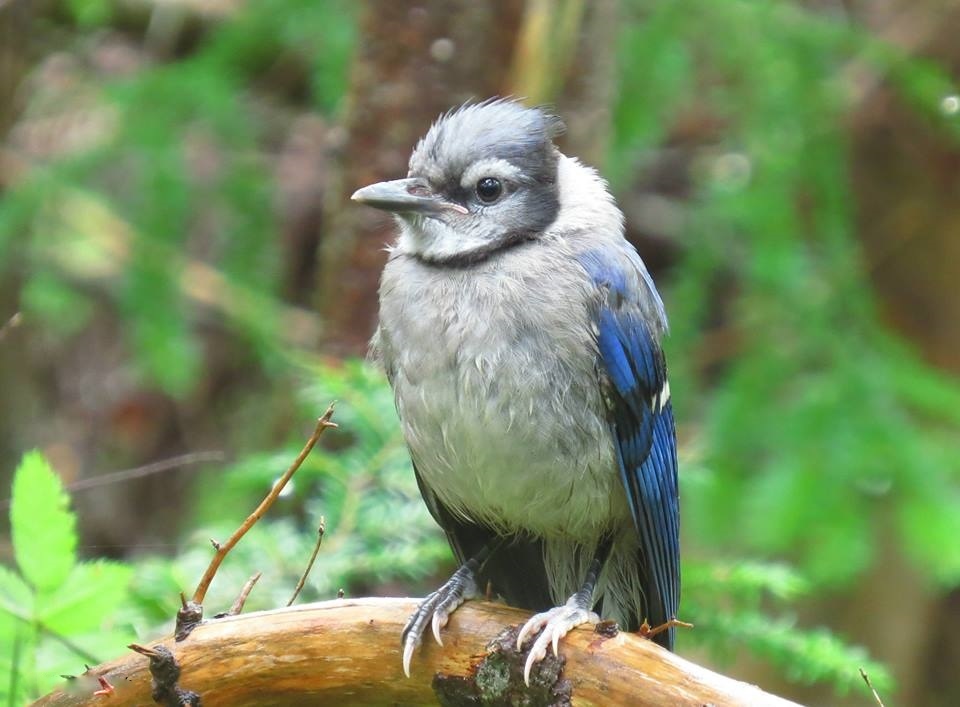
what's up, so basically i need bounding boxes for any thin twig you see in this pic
[0,451,224,511]
[859,667,886,707]
[226,572,262,616]
[639,617,694,640]
[191,405,336,605]
[287,517,326,607]
[8,623,21,707]
[38,624,102,665]
[67,451,225,492]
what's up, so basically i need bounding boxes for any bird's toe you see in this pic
[518,598,599,686]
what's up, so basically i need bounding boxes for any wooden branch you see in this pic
[35,598,804,706]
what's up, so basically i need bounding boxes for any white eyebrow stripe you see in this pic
[460,158,523,189]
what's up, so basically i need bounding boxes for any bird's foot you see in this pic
[401,562,479,677]
[516,595,599,685]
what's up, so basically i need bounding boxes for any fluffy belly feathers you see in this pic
[379,253,628,539]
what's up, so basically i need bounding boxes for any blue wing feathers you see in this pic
[578,247,680,650]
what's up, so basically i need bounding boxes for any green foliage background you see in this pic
[612,0,960,590]
[1,0,958,703]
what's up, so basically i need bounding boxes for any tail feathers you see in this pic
[599,542,675,650]
[636,548,676,650]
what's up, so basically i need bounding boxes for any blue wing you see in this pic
[578,246,680,649]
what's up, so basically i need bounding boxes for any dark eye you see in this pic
[475,177,502,203]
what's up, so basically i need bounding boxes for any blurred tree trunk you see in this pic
[0,0,35,489]
[0,0,31,156]
[736,4,960,706]
[853,3,960,376]
[507,0,618,168]
[827,2,960,706]
[316,0,524,353]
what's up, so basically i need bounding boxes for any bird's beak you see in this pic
[351,178,467,215]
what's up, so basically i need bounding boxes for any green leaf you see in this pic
[900,489,960,585]
[38,561,134,635]
[21,271,94,338]
[10,451,77,591]
[66,0,112,27]
[0,564,33,621]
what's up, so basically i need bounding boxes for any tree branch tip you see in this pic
[127,643,158,657]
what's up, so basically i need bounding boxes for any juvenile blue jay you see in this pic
[354,99,679,683]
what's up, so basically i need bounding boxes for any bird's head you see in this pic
[352,99,565,264]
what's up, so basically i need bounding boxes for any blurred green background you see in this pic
[1,0,959,704]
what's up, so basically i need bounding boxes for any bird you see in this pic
[353,98,679,684]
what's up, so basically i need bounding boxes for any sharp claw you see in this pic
[399,564,480,676]
[431,611,444,647]
[517,602,601,684]
[523,649,536,686]
[402,637,416,678]
[400,619,413,646]
[523,633,548,686]
[516,616,540,650]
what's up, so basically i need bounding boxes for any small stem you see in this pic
[287,517,326,607]
[228,572,262,615]
[859,667,886,707]
[8,623,21,707]
[38,624,102,665]
[66,451,224,493]
[191,405,336,605]
[640,617,693,640]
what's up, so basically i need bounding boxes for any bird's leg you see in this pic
[400,544,494,677]
[516,542,610,686]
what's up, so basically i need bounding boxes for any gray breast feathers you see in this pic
[375,239,629,539]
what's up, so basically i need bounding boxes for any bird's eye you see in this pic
[475,177,503,203]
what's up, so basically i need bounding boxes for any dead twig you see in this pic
[190,405,336,606]
[0,451,225,512]
[859,667,886,707]
[68,451,224,492]
[287,517,326,607]
[638,617,694,640]
[218,572,262,617]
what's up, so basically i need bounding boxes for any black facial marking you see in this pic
[405,99,565,264]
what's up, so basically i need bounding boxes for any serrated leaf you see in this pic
[10,451,77,591]
[38,561,133,635]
